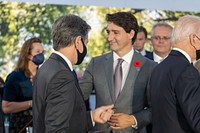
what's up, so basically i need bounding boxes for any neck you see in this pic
[173,41,196,62]
[58,46,76,65]
[28,62,38,77]
[154,51,169,58]
[116,45,132,57]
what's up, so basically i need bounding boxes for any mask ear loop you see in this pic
[74,36,83,53]
[79,38,86,54]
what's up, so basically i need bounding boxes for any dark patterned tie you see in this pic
[72,70,78,81]
[114,58,124,100]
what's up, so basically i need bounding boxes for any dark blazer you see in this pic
[145,51,153,60]
[33,53,92,133]
[80,49,157,133]
[150,50,200,133]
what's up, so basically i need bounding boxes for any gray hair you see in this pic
[171,15,200,44]
[51,14,91,51]
[151,23,173,37]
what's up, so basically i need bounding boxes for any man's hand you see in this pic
[92,104,114,123]
[107,113,135,130]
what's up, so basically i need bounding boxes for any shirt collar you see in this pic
[153,52,164,63]
[172,48,192,63]
[53,51,73,71]
[137,48,146,56]
[113,48,134,64]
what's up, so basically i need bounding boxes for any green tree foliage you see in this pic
[1,1,200,78]
[0,1,86,77]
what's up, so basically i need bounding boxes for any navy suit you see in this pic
[150,50,200,133]
[145,51,153,60]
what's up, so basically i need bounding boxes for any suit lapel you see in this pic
[117,51,146,100]
[104,53,115,102]
[50,53,85,100]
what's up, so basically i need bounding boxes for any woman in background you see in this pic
[2,37,44,133]
[0,77,5,133]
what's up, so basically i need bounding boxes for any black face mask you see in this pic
[75,38,87,65]
[196,50,200,60]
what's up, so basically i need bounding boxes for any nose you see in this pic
[107,33,114,42]
[158,38,164,43]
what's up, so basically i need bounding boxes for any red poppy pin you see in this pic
[134,60,141,71]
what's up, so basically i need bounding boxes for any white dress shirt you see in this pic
[135,48,146,56]
[113,48,138,128]
[113,48,133,91]
[153,52,166,64]
[53,51,73,71]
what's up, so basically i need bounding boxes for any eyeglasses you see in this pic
[152,36,171,41]
[195,34,200,41]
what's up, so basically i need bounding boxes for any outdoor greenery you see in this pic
[0,1,199,79]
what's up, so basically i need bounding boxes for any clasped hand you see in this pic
[92,106,135,130]
[92,104,114,123]
[107,113,135,130]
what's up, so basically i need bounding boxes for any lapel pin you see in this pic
[134,60,141,71]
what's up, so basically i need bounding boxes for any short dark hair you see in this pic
[51,14,91,51]
[106,12,139,43]
[138,26,147,38]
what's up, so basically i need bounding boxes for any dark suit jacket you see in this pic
[145,51,153,60]
[33,53,92,133]
[150,50,200,133]
[80,50,157,133]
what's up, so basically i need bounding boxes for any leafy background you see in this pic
[0,1,199,79]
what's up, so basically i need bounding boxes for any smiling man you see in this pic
[80,12,157,133]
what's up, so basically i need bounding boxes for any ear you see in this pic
[129,30,135,39]
[189,33,196,45]
[28,54,33,60]
[74,36,82,50]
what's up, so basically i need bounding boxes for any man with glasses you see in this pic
[150,23,173,63]
[150,15,200,133]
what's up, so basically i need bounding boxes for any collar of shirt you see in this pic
[153,52,165,64]
[173,48,192,63]
[113,48,134,65]
[138,48,146,56]
[113,48,134,91]
[53,51,73,71]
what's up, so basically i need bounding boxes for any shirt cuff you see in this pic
[90,111,95,126]
[131,115,138,129]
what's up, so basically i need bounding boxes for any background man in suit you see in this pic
[149,23,173,63]
[150,15,200,133]
[80,12,157,133]
[33,14,113,133]
[134,26,152,59]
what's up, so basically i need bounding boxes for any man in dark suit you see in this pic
[149,23,173,63]
[134,26,152,59]
[150,15,200,133]
[33,14,113,133]
[80,12,157,133]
